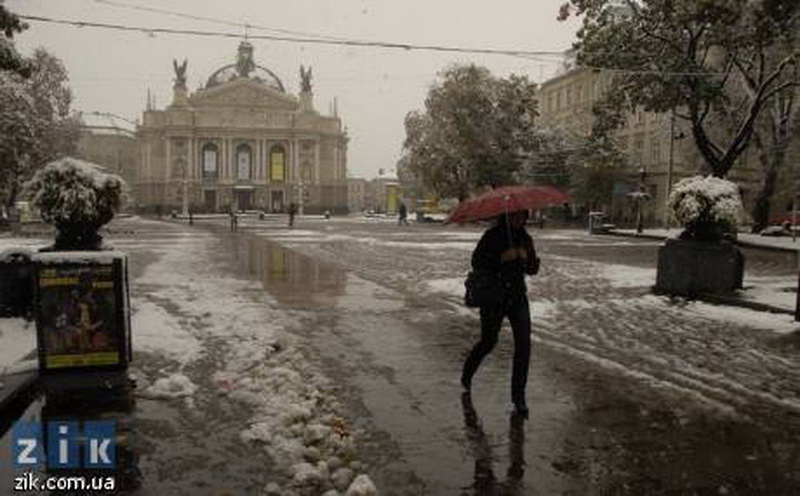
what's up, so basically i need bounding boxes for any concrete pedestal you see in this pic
[655,238,744,296]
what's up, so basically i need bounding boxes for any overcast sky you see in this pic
[7,0,580,179]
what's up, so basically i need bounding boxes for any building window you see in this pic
[202,143,218,180]
[651,139,661,165]
[634,136,645,162]
[270,145,286,182]
[236,144,252,180]
[302,161,313,183]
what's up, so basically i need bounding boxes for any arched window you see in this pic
[202,143,218,180]
[236,144,253,180]
[270,145,286,183]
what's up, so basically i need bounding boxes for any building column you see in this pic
[165,137,172,182]
[257,138,263,181]
[225,138,231,179]
[189,137,196,179]
[292,139,299,182]
[314,139,320,185]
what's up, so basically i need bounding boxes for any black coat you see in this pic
[471,224,539,296]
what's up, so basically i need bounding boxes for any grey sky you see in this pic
[8,0,579,179]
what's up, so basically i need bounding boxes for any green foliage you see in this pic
[0,48,81,209]
[401,64,538,200]
[25,158,125,228]
[561,0,800,178]
[25,158,125,227]
[0,3,29,77]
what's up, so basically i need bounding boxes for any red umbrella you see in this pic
[445,185,571,224]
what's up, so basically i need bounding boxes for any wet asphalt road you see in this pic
[215,216,800,495]
[4,216,799,495]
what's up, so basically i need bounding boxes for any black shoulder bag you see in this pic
[464,269,504,308]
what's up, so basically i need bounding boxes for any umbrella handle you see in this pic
[503,198,513,250]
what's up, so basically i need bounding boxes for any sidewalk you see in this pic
[608,228,797,317]
[609,227,800,253]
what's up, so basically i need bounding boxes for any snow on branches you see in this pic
[24,157,126,228]
[668,175,743,232]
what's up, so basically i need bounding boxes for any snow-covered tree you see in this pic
[0,2,29,77]
[401,65,538,201]
[559,0,800,179]
[0,71,36,211]
[25,158,126,250]
[0,48,81,210]
[668,175,744,241]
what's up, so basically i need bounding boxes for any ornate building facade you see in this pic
[136,42,349,214]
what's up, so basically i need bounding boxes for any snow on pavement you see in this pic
[112,221,377,494]
[255,222,800,420]
[0,318,36,374]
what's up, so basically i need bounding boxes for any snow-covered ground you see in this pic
[0,219,377,495]
[250,222,800,422]
[3,217,800,491]
[0,319,36,377]
[615,227,800,252]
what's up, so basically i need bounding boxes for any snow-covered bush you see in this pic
[668,175,743,241]
[25,157,126,249]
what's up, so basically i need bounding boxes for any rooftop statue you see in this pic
[300,65,313,93]
[236,41,256,78]
[173,58,188,87]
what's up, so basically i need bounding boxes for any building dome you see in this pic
[205,42,285,92]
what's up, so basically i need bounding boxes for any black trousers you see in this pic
[462,294,531,405]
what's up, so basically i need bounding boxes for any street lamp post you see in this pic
[180,159,189,216]
[666,110,675,229]
[296,181,306,216]
[636,166,646,234]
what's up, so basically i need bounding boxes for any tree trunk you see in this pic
[750,98,793,233]
[751,164,780,233]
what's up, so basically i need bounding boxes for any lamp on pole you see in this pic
[180,159,189,216]
[296,181,306,216]
[664,109,688,229]
[636,165,646,234]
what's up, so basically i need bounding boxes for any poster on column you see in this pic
[35,261,128,371]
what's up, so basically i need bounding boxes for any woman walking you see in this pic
[461,209,539,418]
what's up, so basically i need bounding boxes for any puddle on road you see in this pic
[246,236,403,312]
[0,379,269,496]
[235,229,800,494]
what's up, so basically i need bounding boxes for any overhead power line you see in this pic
[19,14,570,58]
[92,0,351,43]
[19,13,728,77]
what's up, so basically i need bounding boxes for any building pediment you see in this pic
[190,78,299,110]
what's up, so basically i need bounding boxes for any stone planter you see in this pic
[53,221,105,251]
[655,238,744,296]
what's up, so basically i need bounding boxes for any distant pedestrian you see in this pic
[398,202,408,226]
[229,210,238,232]
[188,209,194,225]
[461,210,540,419]
[288,202,297,227]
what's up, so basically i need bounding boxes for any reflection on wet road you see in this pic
[244,228,800,495]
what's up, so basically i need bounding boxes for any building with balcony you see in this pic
[538,58,761,226]
[136,42,349,214]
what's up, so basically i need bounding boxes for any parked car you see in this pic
[769,211,800,225]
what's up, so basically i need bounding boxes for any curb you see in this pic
[696,293,795,316]
[0,370,38,413]
[607,229,800,254]
[652,287,795,316]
